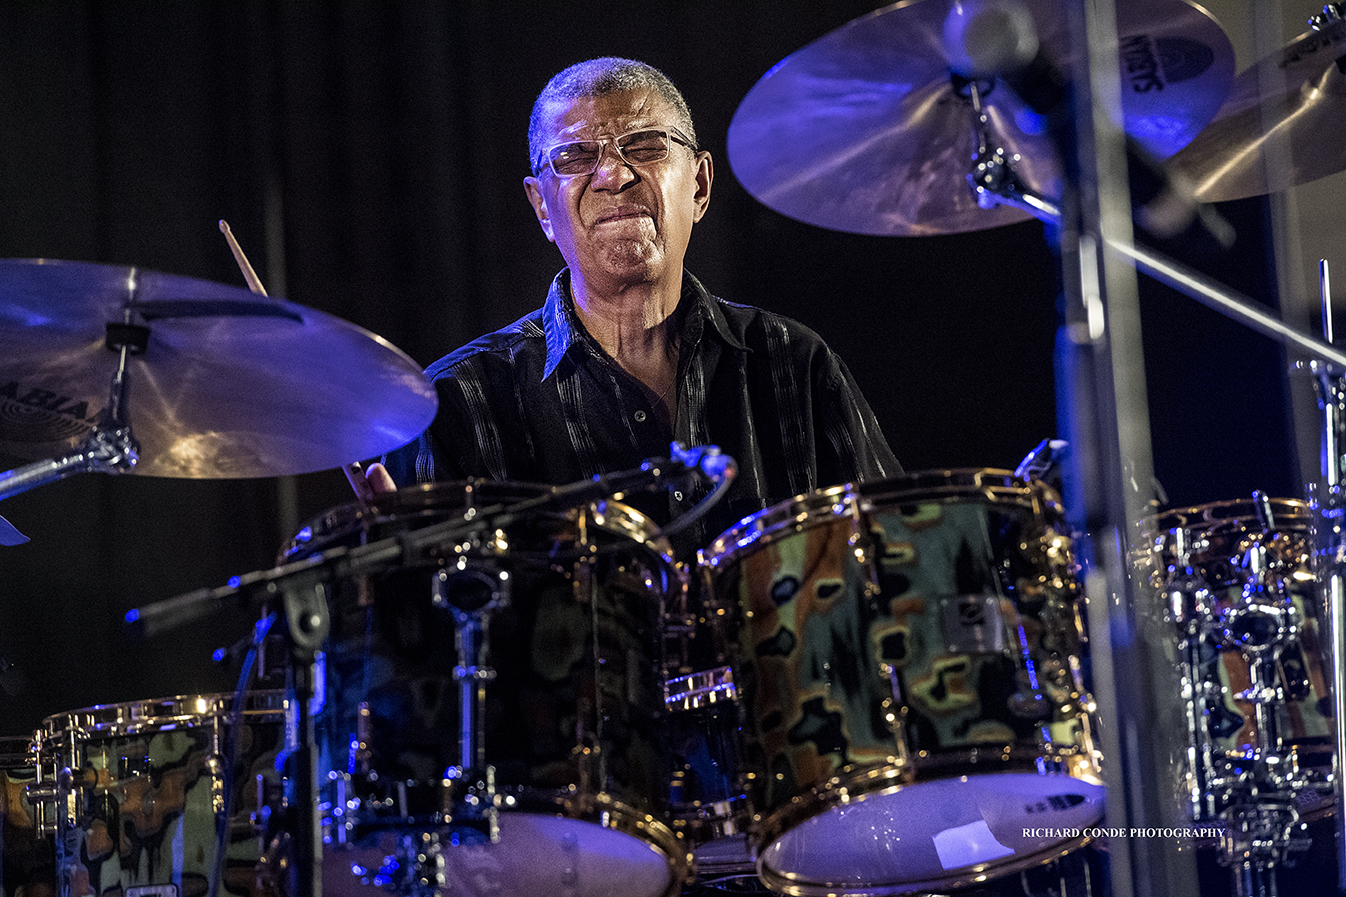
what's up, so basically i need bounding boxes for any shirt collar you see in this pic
[540,268,748,380]
[541,269,581,379]
[683,271,748,353]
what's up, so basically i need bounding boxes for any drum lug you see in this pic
[25,778,60,836]
[441,764,500,844]
[253,771,284,834]
[26,764,94,836]
[350,702,374,775]
[207,752,226,815]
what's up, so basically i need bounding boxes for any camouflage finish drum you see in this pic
[699,470,1104,896]
[32,691,286,897]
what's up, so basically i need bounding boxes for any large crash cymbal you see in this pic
[0,259,436,478]
[1167,16,1346,202]
[728,0,1233,236]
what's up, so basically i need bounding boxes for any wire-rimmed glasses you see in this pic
[537,127,698,177]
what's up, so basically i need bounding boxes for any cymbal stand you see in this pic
[1041,4,1193,894]
[348,569,507,897]
[1159,526,1218,823]
[0,320,142,501]
[969,150,1346,370]
[1309,257,1346,895]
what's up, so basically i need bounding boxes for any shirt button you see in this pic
[634,410,647,422]
[673,490,684,501]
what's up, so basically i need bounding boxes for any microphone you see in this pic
[944,0,1234,256]
[944,0,1064,115]
[549,442,735,507]
[125,583,237,641]
[670,442,735,484]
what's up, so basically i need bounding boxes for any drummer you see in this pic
[369,57,898,546]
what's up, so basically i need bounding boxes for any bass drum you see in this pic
[31,692,286,897]
[279,481,691,897]
[699,470,1104,896]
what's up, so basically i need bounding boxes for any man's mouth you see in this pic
[595,206,650,224]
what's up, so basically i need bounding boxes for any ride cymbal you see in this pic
[727,0,1233,235]
[0,259,436,478]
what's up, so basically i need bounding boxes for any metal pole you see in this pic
[1055,1,1201,895]
[1311,258,1346,894]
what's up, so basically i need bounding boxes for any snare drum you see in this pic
[699,470,1105,896]
[31,691,286,897]
[281,481,691,897]
[1144,498,1333,824]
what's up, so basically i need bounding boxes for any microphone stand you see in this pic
[273,568,331,897]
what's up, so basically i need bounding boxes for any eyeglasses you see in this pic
[537,127,698,177]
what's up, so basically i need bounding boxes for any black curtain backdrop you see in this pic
[0,2,1295,736]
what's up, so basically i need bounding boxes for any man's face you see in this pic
[523,88,713,295]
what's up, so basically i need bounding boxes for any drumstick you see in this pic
[218,219,375,506]
[219,220,268,296]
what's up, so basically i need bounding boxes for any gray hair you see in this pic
[528,58,698,173]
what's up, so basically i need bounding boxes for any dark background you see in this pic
[0,3,1299,738]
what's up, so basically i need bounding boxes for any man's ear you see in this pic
[692,151,713,223]
[524,177,557,243]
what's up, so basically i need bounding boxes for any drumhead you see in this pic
[325,814,678,897]
[1142,497,1312,589]
[758,774,1104,895]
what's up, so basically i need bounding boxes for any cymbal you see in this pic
[0,259,437,478]
[727,0,1234,236]
[1167,16,1346,202]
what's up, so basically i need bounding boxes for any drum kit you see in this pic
[1,1,1345,897]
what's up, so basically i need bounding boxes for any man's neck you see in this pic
[570,269,682,362]
[569,270,683,427]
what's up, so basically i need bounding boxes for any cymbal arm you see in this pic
[0,420,138,501]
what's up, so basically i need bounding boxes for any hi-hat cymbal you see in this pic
[728,0,1234,236]
[0,259,436,478]
[1167,16,1346,202]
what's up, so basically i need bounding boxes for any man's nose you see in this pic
[590,143,638,188]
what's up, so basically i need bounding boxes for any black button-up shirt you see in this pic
[384,269,900,550]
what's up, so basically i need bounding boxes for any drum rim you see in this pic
[757,825,1094,896]
[286,479,552,551]
[698,468,1045,569]
[282,479,683,572]
[1143,496,1312,535]
[38,689,287,739]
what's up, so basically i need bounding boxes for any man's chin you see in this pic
[598,244,665,279]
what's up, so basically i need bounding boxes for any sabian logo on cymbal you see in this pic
[1121,35,1215,93]
[0,380,98,444]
